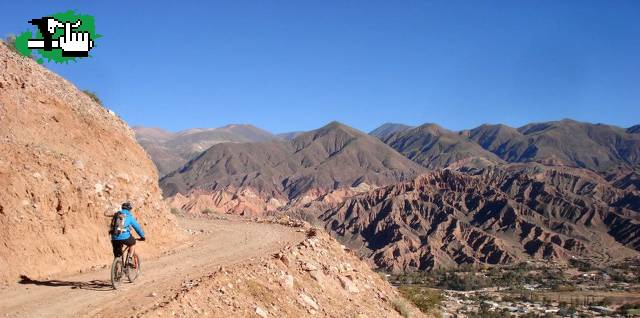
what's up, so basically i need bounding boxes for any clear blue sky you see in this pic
[1,1,639,133]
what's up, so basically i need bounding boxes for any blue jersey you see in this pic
[111,209,145,241]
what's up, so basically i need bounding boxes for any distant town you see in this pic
[388,257,640,317]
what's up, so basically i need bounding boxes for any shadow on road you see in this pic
[18,275,113,291]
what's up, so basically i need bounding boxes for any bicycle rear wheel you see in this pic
[110,257,124,289]
[126,253,141,282]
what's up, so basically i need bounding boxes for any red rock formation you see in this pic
[316,164,640,272]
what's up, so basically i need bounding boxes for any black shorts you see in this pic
[111,235,136,257]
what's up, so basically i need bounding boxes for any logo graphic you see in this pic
[13,10,100,64]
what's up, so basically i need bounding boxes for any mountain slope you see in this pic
[134,124,275,176]
[628,125,640,134]
[468,120,640,170]
[369,123,413,139]
[0,43,180,283]
[160,122,427,200]
[276,131,305,140]
[604,166,640,192]
[314,164,640,273]
[381,123,503,169]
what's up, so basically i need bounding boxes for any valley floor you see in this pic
[0,216,304,317]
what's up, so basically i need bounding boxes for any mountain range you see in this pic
[134,124,274,176]
[160,122,426,199]
[138,118,640,271]
[463,120,640,171]
[379,123,503,169]
[138,119,640,181]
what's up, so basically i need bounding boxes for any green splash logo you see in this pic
[14,10,100,64]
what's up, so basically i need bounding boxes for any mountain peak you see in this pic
[219,123,258,130]
[628,125,640,134]
[321,120,354,131]
[369,123,413,139]
[415,123,451,135]
[302,121,365,140]
[161,120,426,199]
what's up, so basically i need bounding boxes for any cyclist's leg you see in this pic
[124,236,137,267]
[112,240,123,258]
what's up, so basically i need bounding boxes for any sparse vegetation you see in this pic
[4,35,21,55]
[201,208,213,214]
[398,285,443,314]
[391,297,412,318]
[244,280,279,305]
[391,263,530,291]
[570,258,593,272]
[82,90,103,106]
[170,207,183,215]
[4,34,34,59]
[617,303,640,316]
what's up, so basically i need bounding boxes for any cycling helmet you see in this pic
[121,202,132,210]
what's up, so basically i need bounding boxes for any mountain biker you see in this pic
[110,202,146,268]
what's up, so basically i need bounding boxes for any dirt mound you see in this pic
[0,43,181,284]
[138,219,426,318]
[310,164,639,272]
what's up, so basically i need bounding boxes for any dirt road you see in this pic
[0,216,304,317]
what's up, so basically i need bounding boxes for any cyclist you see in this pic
[109,202,146,268]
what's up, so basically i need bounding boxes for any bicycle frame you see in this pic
[110,238,142,289]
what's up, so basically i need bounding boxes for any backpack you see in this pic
[109,211,127,236]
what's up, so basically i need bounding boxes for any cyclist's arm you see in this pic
[130,216,145,238]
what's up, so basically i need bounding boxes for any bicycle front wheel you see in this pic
[111,257,124,289]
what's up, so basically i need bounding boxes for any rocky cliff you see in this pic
[0,43,181,284]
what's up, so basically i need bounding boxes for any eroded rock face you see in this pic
[168,184,377,217]
[603,166,640,192]
[168,188,287,216]
[317,164,640,273]
[0,43,181,283]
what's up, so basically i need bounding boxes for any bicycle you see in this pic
[110,238,143,290]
